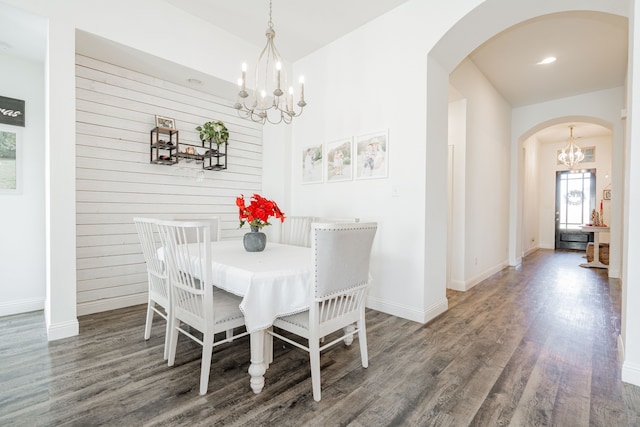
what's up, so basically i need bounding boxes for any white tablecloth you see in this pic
[210,241,312,332]
[160,240,312,333]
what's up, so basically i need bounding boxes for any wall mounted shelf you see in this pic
[150,127,179,165]
[150,127,227,170]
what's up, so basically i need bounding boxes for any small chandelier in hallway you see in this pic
[234,0,306,125]
[558,125,584,169]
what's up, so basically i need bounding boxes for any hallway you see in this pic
[0,249,639,425]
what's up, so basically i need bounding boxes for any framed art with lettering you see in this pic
[0,95,25,127]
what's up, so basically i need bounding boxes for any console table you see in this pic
[580,226,610,269]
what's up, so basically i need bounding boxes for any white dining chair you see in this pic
[268,222,378,401]
[134,217,171,360]
[280,216,314,247]
[155,219,249,395]
[178,216,221,242]
[178,216,239,338]
[314,217,360,224]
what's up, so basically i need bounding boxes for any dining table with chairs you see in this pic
[137,217,377,400]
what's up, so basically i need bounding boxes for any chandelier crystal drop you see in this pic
[234,0,306,125]
[558,125,584,169]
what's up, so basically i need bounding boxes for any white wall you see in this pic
[537,134,612,249]
[448,98,467,288]
[0,55,45,316]
[449,59,512,291]
[287,1,477,322]
[522,136,540,255]
[75,54,262,315]
[2,0,262,339]
[622,0,640,386]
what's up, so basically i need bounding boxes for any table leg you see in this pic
[580,230,608,269]
[248,330,266,394]
[264,327,273,366]
[343,324,355,345]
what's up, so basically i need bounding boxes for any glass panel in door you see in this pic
[555,170,596,250]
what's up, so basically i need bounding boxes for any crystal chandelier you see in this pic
[558,125,584,169]
[234,0,306,125]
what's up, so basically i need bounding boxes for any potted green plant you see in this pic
[196,120,229,146]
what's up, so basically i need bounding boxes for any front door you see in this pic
[555,169,596,250]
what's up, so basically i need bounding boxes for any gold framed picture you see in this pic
[155,115,176,130]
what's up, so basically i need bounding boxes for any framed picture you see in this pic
[326,138,352,182]
[0,124,22,194]
[155,115,176,130]
[603,188,611,200]
[0,95,25,127]
[302,144,323,184]
[355,130,388,179]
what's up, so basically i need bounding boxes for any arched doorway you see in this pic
[519,119,613,258]
[427,1,628,295]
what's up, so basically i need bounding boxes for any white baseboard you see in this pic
[609,266,620,278]
[447,280,466,291]
[448,261,508,292]
[367,295,448,324]
[0,297,45,317]
[77,293,147,316]
[622,360,640,387]
[523,246,539,257]
[47,318,79,341]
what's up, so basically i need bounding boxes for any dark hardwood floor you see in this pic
[1,249,640,426]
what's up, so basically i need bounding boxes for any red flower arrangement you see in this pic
[236,193,285,229]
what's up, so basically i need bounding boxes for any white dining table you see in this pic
[202,240,312,393]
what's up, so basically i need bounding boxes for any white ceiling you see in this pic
[163,0,411,62]
[0,3,46,63]
[0,2,628,142]
[469,11,628,108]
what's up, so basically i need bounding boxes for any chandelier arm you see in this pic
[265,112,284,125]
[235,0,306,125]
[253,42,272,100]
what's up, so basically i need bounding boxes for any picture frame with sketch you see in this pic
[326,138,353,182]
[355,130,388,179]
[302,144,323,184]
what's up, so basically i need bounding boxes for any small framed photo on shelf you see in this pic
[155,115,176,130]
[326,138,353,182]
[355,129,388,179]
[603,189,611,200]
[302,144,323,184]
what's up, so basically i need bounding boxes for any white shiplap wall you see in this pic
[75,54,263,315]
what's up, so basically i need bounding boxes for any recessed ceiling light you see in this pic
[537,56,556,65]
[187,78,203,85]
